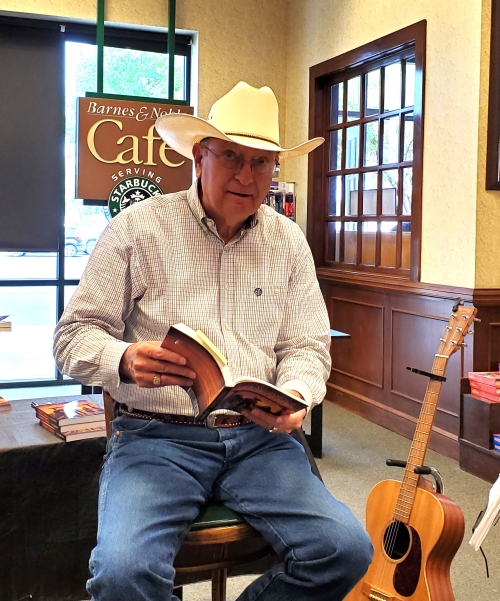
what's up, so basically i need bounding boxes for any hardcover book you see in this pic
[161,323,308,420]
[468,371,500,387]
[38,420,106,442]
[32,399,105,427]
[470,386,500,403]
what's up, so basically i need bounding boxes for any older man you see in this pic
[54,81,372,601]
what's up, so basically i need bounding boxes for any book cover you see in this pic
[33,399,104,426]
[0,396,12,412]
[161,323,308,419]
[470,381,500,395]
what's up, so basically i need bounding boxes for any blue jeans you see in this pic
[87,415,373,601]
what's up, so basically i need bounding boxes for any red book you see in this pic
[469,381,500,395]
[32,399,104,427]
[468,371,500,387]
[470,385,500,403]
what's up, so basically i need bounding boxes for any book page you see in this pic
[469,473,500,550]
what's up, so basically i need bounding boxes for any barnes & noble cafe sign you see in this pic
[76,97,193,218]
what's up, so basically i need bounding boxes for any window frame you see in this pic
[0,15,192,393]
[307,21,426,282]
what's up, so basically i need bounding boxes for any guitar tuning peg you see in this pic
[451,313,457,319]
[456,327,463,332]
[440,337,446,343]
[461,342,468,348]
[468,330,474,335]
[474,317,481,322]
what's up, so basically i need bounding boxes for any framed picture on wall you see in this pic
[486,0,500,189]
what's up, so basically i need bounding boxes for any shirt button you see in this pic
[224,283,229,290]
[225,324,231,331]
[274,287,280,294]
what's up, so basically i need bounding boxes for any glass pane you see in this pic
[0,286,57,382]
[364,121,378,166]
[347,76,361,121]
[382,170,398,215]
[361,222,376,265]
[345,174,359,216]
[330,82,344,124]
[380,221,397,267]
[328,176,342,216]
[402,167,413,215]
[326,222,341,261]
[382,116,399,164]
[402,222,411,269]
[0,252,57,280]
[345,125,360,168]
[104,47,186,101]
[365,69,380,116]
[362,172,378,215]
[403,112,414,161]
[329,130,342,170]
[344,222,358,264]
[405,58,416,107]
[384,62,402,112]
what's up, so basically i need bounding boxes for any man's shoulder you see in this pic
[258,205,304,238]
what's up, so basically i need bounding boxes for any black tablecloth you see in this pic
[0,396,105,601]
[0,396,319,601]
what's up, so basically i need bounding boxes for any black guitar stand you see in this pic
[385,459,444,494]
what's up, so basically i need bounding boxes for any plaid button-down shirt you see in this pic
[54,181,331,415]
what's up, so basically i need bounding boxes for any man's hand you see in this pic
[119,341,196,388]
[241,389,307,434]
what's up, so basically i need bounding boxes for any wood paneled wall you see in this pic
[320,272,500,461]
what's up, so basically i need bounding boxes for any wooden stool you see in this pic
[102,391,275,601]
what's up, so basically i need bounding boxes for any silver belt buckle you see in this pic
[205,413,218,429]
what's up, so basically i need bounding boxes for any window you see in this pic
[0,17,192,394]
[308,22,425,281]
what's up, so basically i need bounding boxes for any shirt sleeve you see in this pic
[274,233,331,408]
[53,221,143,388]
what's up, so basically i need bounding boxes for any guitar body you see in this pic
[345,479,464,601]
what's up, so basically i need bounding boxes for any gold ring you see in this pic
[153,374,161,386]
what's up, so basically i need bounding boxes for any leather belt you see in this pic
[116,403,251,429]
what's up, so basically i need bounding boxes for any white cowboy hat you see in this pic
[155,81,324,160]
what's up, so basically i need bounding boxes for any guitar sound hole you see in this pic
[383,520,410,560]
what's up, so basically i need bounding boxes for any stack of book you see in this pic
[468,371,500,403]
[32,399,106,442]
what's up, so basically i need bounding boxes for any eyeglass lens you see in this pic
[203,145,276,174]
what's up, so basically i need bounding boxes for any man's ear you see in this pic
[192,143,203,178]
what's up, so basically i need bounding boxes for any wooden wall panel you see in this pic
[319,275,486,460]
[329,298,384,387]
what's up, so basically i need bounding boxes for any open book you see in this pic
[469,473,500,550]
[161,323,308,420]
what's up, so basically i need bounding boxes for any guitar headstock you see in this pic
[439,300,478,357]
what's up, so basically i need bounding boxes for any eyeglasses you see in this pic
[201,144,278,175]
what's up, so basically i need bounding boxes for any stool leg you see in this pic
[212,568,227,601]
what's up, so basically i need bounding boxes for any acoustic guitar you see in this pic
[345,301,477,601]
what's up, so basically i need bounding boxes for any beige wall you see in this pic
[284,0,484,288]
[1,0,498,288]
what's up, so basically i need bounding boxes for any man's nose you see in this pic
[234,160,255,185]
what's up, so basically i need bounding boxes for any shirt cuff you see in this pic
[279,379,312,410]
[100,340,133,389]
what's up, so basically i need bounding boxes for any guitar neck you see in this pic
[393,355,448,523]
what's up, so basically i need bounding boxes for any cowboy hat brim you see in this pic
[155,113,324,160]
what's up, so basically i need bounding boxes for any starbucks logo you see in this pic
[106,177,163,220]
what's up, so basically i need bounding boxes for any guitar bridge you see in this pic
[362,581,401,601]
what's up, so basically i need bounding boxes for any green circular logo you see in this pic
[106,177,163,220]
